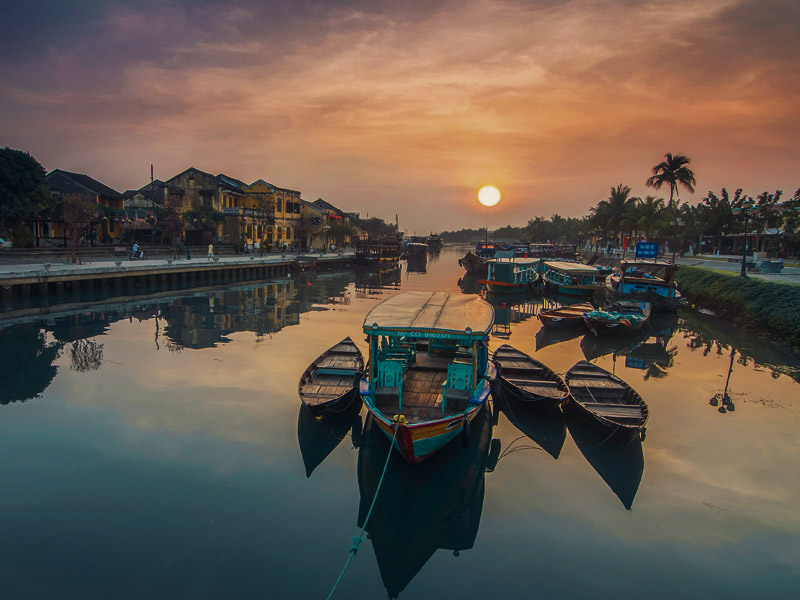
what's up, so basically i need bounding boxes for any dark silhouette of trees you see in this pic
[0,147,51,246]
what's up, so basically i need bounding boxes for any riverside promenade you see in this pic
[675,254,800,284]
[0,250,357,306]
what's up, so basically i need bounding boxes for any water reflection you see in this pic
[297,401,363,477]
[356,406,499,598]
[565,411,645,510]
[679,308,800,384]
[483,291,540,339]
[354,265,402,299]
[0,324,60,404]
[495,388,566,459]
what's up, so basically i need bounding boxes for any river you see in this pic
[1,246,798,598]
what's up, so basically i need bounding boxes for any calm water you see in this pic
[1,248,799,599]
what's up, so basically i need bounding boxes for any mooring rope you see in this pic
[326,419,400,600]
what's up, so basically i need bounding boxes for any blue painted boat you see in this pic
[605,259,681,311]
[540,260,609,297]
[360,291,496,464]
[478,257,540,294]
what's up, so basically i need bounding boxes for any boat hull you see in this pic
[365,400,486,465]
[563,395,643,444]
[605,282,681,312]
[499,378,564,411]
[459,252,488,276]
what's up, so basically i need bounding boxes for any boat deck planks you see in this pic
[374,366,470,422]
[317,355,362,369]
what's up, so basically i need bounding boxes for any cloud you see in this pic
[1,0,798,229]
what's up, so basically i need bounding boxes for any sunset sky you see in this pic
[1,0,798,232]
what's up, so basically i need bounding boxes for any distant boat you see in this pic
[564,360,649,443]
[496,389,567,459]
[538,301,594,328]
[426,233,443,251]
[492,344,569,411]
[298,337,364,417]
[565,411,644,509]
[296,401,362,477]
[582,301,651,336]
[605,259,681,312]
[360,291,495,464]
[540,261,609,297]
[478,257,540,294]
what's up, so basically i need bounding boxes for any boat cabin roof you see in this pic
[543,261,601,273]
[363,291,494,339]
[621,259,678,271]
[485,256,540,265]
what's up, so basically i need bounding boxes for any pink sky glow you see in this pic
[1,0,798,232]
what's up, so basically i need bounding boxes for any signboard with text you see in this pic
[635,242,658,260]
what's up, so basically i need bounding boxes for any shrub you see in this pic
[676,266,800,352]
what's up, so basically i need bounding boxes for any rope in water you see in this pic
[326,419,400,600]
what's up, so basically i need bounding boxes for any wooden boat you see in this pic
[565,411,644,509]
[459,251,489,276]
[357,406,497,597]
[296,400,362,477]
[492,344,569,411]
[538,301,594,328]
[360,291,496,464]
[478,257,540,294]
[605,259,681,311]
[298,337,364,417]
[496,389,566,459]
[564,360,649,443]
[540,261,610,297]
[582,301,651,336]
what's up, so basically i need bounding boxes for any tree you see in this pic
[158,195,185,259]
[0,147,51,245]
[697,188,747,252]
[646,153,696,207]
[62,193,96,264]
[590,184,637,247]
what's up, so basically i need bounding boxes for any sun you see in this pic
[478,185,501,207]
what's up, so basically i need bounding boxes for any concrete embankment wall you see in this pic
[676,266,800,352]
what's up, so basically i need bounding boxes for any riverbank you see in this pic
[675,265,800,352]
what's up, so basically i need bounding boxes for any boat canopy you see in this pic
[543,261,602,273]
[362,291,494,340]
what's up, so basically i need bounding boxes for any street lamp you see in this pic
[732,200,755,277]
[669,217,685,263]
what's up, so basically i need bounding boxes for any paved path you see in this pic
[0,251,354,276]
[675,255,800,284]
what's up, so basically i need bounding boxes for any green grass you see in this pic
[676,266,800,352]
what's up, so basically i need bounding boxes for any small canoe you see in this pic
[298,337,364,417]
[492,344,569,411]
[538,302,594,328]
[582,301,651,336]
[564,360,648,443]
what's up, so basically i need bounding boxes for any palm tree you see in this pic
[590,184,637,249]
[634,196,669,239]
[646,153,696,208]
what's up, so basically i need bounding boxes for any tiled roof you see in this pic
[47,169,122,198]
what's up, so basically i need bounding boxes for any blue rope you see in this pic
[326,421,400,600]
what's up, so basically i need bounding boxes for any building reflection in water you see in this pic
[354,264,402,299]
[356,405,500,598]
[0,271,357,404]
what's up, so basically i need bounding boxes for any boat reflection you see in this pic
[356,404,499,598]
[495,387,566,459]
[457,273,482,295]
[580,312,679,379]
[354,265,402,298]
[296,401,362,477]
[483,291,540,339]
[535,325,584,351]
[405,255,428,273]
[565,411,644,510]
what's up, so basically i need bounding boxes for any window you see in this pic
[277,199,282,212]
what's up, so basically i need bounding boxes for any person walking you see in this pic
[208,243,214,261]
